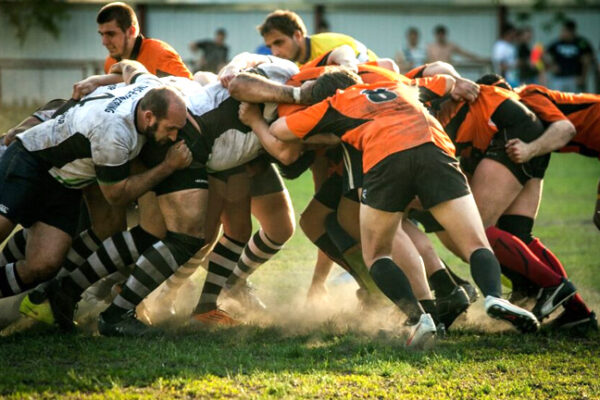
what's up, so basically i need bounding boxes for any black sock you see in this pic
[369,257,422,316]
[469,248,502,298]
[324,212,358,254]
[314,233,363,284]
[429,269,457,298]
[419,299,439,324]
[497,215,534,244]
[443,260,469,286]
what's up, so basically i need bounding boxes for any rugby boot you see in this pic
[436,286,470,330]
[98,309,157,337]
[485,296,539,333]
[532,278,577,320]
[405,313,437,350]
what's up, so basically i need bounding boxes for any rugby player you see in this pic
[239,68,541,345]
[0,67,191,301]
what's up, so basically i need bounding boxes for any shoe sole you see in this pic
[487,304,540,333]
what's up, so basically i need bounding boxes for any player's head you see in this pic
[311,67,362,102]
[258,10,307,62]
[406,27,420,46]
[215,28,227,44]
[500,23,516,41]
[97,2,139,60]
[139,87,187,144]
[476,73,513,91]
[561,19,577,40]
[434,25,447,43]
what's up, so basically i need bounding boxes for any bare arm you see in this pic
[108,60,150,84]
[238,102,303,165]
[452,43,489,63]
[218,52,274,87]
[228,72,310,104]
[420,61,479,102]
[505,119,576,163]
[99,140,192,206]
[72,73,123,100]
[325,45,359,71]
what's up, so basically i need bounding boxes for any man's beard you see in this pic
[144,121,162,144]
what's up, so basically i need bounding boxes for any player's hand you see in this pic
[238,102,262,126]
[72,76,101,100]
[165,140,192,170]
[451,77,480,103]
[506,138,536,163]
[218,65,240,88]
[2,128,18,146]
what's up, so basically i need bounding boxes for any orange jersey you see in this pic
[516,84,600,158]
[435,85,520,156]
[278,62,449,118]
[105,36,192,79]
[284,81,455,173]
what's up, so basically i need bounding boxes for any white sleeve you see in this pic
[256,58,300,84]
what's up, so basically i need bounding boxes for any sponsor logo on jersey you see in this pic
[105,85,148,114]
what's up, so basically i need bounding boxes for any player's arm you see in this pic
[228,72,313,105]
[325,45,359,71]
[238,102,303,165]
[505,119,576,163]
[108,60,150,84]
[218,52,276,87]
[411,61,479,102]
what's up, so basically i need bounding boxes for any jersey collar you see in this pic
[300,36,312,65]
[130,35,144,61]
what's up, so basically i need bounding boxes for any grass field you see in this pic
[0,105,599,399]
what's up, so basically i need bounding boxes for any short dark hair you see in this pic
[407,27,419,36]
[258,10,307,37]
[563,19,576,33]
[139,87,177,121]
[434,25,447,35]
[216,28,227,36]
[311,68,362,103]
[476,73,512,90]
[501,23,516,37]
[96,2,138,32]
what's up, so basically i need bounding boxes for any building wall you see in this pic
[1,4,599,104]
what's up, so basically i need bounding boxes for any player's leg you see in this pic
[594,179,600,230]
[0,228,28,266]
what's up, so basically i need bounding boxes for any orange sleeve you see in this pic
[277,103,307,118]
[520,93,568,124]
[405,64,427,79]
[284,101,330,140]
[412,76,450,99]
[104,57,116,74]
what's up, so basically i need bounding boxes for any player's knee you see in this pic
[266,215,295,245]
[299,210,321,241]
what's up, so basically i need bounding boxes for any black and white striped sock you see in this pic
[0,262,34,298]
[104,232,204,321]
[0,229,28,265]
[227,229,284,287]
[195,235,244,314]
[61,226,159,301]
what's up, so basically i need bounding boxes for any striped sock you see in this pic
[165,252,205,290]
[62,226,158,301]
[0,262,35,298]
[104,233,204,321]
[195,235,244,314]
[227,229,284,287]
[28,229,103,304]
[0,229,28,265]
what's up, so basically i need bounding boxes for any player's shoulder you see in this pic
[141,37,179,54]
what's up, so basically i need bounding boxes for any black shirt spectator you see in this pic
[190,28,229,73]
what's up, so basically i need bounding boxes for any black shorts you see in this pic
[483,135,551,185]
[0,141,82,236]
[361,143,471,212]
[314,174,343,210]
[250,163,285,197]
[341,143,363,194]
[481,98,550,185]
[139,139,208,196]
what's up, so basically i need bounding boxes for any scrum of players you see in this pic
[0,4,597,349]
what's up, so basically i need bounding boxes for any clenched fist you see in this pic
[165,140,193,170]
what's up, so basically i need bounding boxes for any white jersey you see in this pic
[17,74,163,188]
[169,58,298,172]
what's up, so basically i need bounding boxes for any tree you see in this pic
[0,0,70,46]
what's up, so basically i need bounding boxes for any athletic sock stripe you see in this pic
[242,251,268,266]
[253,234,280,256]
[248,239,277,260]
[110,234,133,267]
[136,254,169,284]
[113,293,136,310]
[92,249,116,277]
[7,236,25,260]
[5,263,21,293]
[258,229,284,250]
[201,281,223,295]
[236,260,253,274]
[221,235,245,253]
[79,256,103,283]
[209,253,238,271]
[103,239,125,271]
[143,247,176,278]
[130,265,158,292]
[123,275,150,300]
[199,293,218,303]
[208,261,236,278]
[122,231,141,264]
[80,230,101,251]
[64,249,86,270]
[213,243,243,263]
[205,272,228,286]
[70,269,92,290]
[154,242,180,273]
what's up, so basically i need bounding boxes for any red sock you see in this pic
[527,237,590,315]
[486,226,563,288]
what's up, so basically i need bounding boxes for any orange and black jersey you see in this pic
[284,81,455,173]
[278,60,450,118]
[435,85,530,157]
[105,36,192,79]
[516,84,600,158]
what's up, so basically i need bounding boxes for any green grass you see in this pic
[0,105,599,399]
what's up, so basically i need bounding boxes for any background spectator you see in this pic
[395,27,426,73]
[427,24,488,64]
[492,23,518,87]
[190,27,229,73]
[546,19,593,92]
